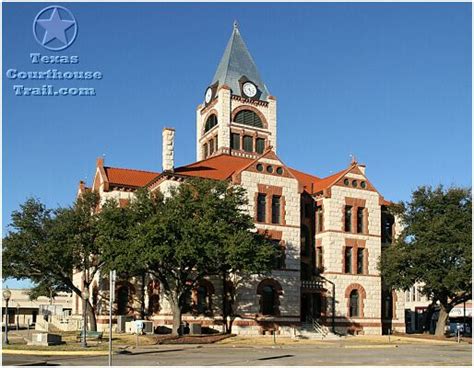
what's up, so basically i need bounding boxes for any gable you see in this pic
[231,149,301,191]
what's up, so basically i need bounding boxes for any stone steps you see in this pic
[298,323,342,340]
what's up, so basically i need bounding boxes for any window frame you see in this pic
[234,109,263,128]
[349,290,360,317]
[243,135,253,152]
[255,137,265,154]
[356,248,364,274]
[344,246,353,274]
[257,193,266,223]
[356,207,364,234]
[271,195,281,224]
[231,133,240,150]
[344,205,352,232]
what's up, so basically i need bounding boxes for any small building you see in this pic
[2,288,73,328]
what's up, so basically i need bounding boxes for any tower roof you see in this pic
[211,22,270,100]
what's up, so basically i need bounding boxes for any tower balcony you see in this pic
[301,277,325,291]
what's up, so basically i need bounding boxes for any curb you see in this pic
[2,349,109,356]
[344,344,399,349]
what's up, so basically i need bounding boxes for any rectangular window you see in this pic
[356,248,364,274]
[316,246,323,271]
[243,135,253,152]
[316,206,323,233]
[203,143,208,158]
[344,206,352,232]
[344,247,352,273]
[209,139,214,155]
[231,133,240,150]
[256,138,265,154]
[257,193,266,222]
[215,135,218,151]
[357,208,364,234]
[271,195,281,224]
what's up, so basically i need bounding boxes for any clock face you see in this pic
[205,87,213,103]
[242,82,257,98]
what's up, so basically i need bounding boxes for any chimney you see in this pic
[358,164,366,175]
[96,156,104,168]
[162,127,175,172]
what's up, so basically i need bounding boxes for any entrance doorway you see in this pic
[301,293,323,322]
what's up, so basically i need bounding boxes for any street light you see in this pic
[16,303,20,331]
[3,288,12,345]
[81,288,90,348]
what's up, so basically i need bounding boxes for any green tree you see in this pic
[101,179,279,335]
[3,192,102,331]
[380,186,471,336]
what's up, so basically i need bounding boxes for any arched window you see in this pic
[147,280,160,315]
[192,280,214,315]
[117,286,129,315]
[234,110,263,128]
[257,279,283,316]
[261,286,275,315]
[349,290,359,317]
[205,114,218,132]
[196,286,207,314]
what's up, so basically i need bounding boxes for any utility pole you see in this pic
[3,289,12,345]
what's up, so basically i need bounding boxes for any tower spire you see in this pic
[210,21,270,100]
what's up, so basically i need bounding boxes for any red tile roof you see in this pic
[311,168,348,194]
[104,167,159,188]
[102,154,357,197]
[173,154,253,180]
[287,168,320,192]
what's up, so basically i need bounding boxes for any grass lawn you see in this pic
[3,331,234,351]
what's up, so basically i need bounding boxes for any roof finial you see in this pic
[349,154,357,165]
[233,20,239,30]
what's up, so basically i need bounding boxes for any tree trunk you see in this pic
[434,305,450,337]
[87,299,97,332]
[141,272,146,319]
[169,295,183,336]
[222,270,227,334]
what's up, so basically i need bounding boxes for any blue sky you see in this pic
[3,3,471,288]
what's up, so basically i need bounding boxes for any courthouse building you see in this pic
[73,23,405,336]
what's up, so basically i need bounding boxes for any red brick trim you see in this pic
[343,197,368,235]
[201,109,219,135]
[315,229,381,238]
[119,199,129,207]
[256,278,283,317]
[323,271,380,278]
[257,229,282,240]
[255,184,286,225]
[257,278,283,295]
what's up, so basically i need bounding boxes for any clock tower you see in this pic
[196,22,277,161]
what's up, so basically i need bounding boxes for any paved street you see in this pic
[3,342,472,366]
